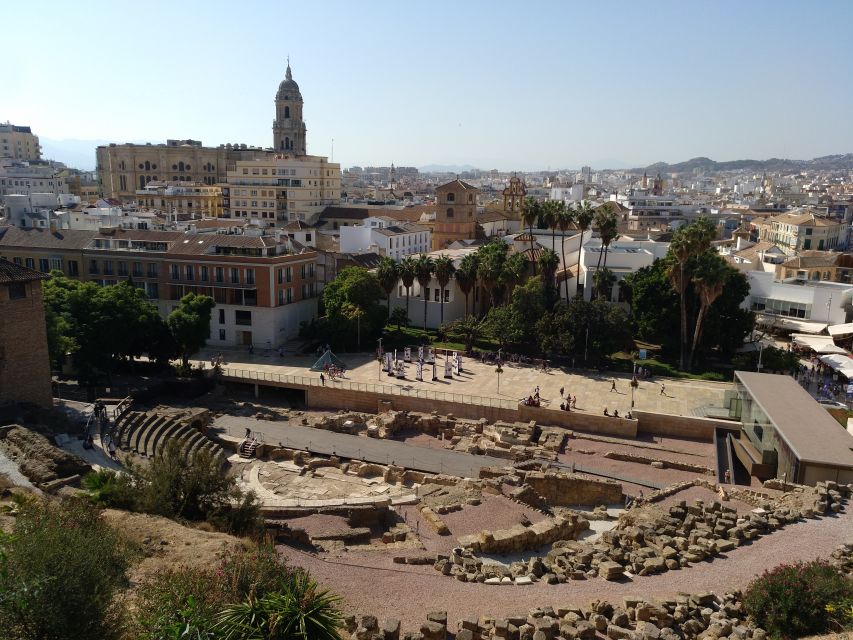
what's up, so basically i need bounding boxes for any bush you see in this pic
[744,560,853,639]
[132,546,296,640]
[82,441,263,536]
[0,497,135,640]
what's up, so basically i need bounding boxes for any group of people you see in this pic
[209,352,225,368]
[322,363,345,381]
[603,407,632,419]
[558,386,577,411]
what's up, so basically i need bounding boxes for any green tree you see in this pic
[475,240,509,311]
[0,497,134,640]
[168,293,216,368]
[538,248,560,307]
[443,316,483,353]
[521,197,540,274]
[454,253,479,317]
[543,200,563,249]
[536,297,632,364]
[414,254,435,329]
[398,256,416,319]
[320,267,386,350]
[594,203,619,274]
[593,266,617,300]
[573,201,595,298]
[389,306,409,331]
[376,256,399,315]
[688,251,732,369]
[557,203,576,301]
[667,230,694,369]
[502,252,529,301]
[433,254,456,326]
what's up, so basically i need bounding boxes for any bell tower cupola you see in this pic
[273,59,307,155]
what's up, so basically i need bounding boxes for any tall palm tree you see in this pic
[688,252,731,370]
[399,256,416,320]
[455,253,479,317]
[597,205,619,273]
[593,266,617,301]
[543,200,563,251]
[574,200,595,298]
[502,252,529,300]
[521,197,540,275]
[414,253,435,330]
[476,242,507,310]
[433,254,456,326]
[557,203,576,301]
[376,256,399,316]
[666,230,693,370]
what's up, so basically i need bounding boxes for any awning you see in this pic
[819,353,853,379]
[828,322,853,337]
[756,314,828,334]
[791,334,848,355]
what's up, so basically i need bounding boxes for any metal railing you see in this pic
[217,367,517,409]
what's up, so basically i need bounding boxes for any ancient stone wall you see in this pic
[457,514,589,554]
[520,470,623,506]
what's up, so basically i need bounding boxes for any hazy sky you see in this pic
[5,0,853,170]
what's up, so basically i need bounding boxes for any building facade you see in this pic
[430,179,479,250]
[0,259,52,407]
[0,124,41,161]
[339,216,430,259]
[761,211,843,255]
[0,162,69,202]
[272,61,307,155]
[0,226,319,348]
[136,182,223,218]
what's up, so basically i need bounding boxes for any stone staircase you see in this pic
[238,438,259,459]
[113,410,225,465]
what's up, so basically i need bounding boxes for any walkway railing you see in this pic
[217,367,517,410]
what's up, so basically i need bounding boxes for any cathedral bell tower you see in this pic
[273,59,307,155]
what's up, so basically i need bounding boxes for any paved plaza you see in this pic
[194,346,728,417]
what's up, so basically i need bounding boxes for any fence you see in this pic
[217,367,517,410]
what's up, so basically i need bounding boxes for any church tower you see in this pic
[273,60,307,155]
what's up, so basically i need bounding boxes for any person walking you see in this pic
[611,379,617,392]
[320,373,325,386]
[559,386,564,398]
[660,383,666,396]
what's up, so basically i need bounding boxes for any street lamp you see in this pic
[496,363,503,395]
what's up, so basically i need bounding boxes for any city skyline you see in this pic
[5,0,853,171]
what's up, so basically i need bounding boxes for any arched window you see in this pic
[285,106,290,118]
[144,161,151,170]
[446,193,455,203]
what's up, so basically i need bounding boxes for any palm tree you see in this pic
[455,253,479,317]
[688,252,731,370]
[476,242,508,310]
[399,256,416,320]
[433,254,456,326]
[503,252,529,299]
[215,571,342,640]
[414,253,435,330]
[574,200,595,298]
[666,230,693,370]
[521,197,540,274]
[538,248,559,293]
[342,302,365,351]
[557,203,576,301]
[597,204,619,273]
[376,256,399,316]
[593,266,617,301]
[543,200,562,251]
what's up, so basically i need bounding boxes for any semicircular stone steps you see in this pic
[112,409,225,465]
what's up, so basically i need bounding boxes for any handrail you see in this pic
[217,367,517,410]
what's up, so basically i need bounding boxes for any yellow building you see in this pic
[0,123,41,161]
[136,182,223,218]
[429,179,479,250]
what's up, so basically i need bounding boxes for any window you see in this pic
[185,265,194,280]
[8,282,26,299]
[230,268,239,284]
[200,266,209,281]
[88,259,98,274]
[245,269,255,285]
[278,289,285,305]
[235,310,252,326]
[446,208,454,217]
[286,288,293,303]
[434,288,440,302]
[306,233,312,242]
[103,261,114,276]
[277,268,283,284]
[68,260,79,276]
[147,282,159,299]
[286,266,293,282]
[132,262,142,277]
[118,262,128,277]
[219,309,225,324]
[50,257,62,271]
[215,267,224,283]
[300,264,306,279]
[446,193,455,203]
[38,258,49,272]
[219,329,226,341]
[170,264,179,280]
[147,264,158,278]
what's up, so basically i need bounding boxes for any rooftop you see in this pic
[735,371,853,468]
[0,258,48,284]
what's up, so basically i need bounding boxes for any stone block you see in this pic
[383,618,401,640]
[420,621,446,640]
[606,625,634,640]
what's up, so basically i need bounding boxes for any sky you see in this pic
[5,0,853,171]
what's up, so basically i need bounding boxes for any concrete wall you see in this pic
[634,411,741,441]
[517,404,637,437]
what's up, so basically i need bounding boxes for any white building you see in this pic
[2,193,59,228]
[580,237,669,301]
[0,161,69,203]
[718,238,786,274]
[745,271,853,332]
[339,216,430,260]
[550,183,584,203]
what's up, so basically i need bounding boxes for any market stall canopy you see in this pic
[818,353,853,379]
[828,322,853,338]
[756,314,827,334]
[791,334,849,355]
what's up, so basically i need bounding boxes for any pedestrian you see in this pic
[245,427,251,439]
[320,373,325,386]
[559,386,564,398]
[660,383,666,396]
[724,469,731,484]
[611,379,616,392]
[108,440,117,460]
[571,396,577,409]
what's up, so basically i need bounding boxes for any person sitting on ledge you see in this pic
[613,409,619,417]
[603,408,609,416]
[560,402,566,411]
[626,411,633,419]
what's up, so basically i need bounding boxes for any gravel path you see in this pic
[278,507,852,629]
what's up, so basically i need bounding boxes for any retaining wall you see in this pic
[634,411,741,441]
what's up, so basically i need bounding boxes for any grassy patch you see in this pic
[381,324,499,353]
[609,351,728,381]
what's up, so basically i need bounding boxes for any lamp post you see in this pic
[377,337,383,380]
[496,363,503,395]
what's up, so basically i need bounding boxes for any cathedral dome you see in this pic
[276,62,301,99]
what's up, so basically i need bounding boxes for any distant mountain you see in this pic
[419,164,478,173]
[635,154,853,174]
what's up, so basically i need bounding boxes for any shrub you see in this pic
[0,497,135,640]
[744,560,853,639]
[132,546,295,640]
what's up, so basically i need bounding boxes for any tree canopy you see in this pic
[167,293,216,368]
[315,266,386,349]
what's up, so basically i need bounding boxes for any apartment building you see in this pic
[760,211,843,255]
[0,226,319,348]
[339,216,430,259]
[0,161,69,202]
[0,123,41,161]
